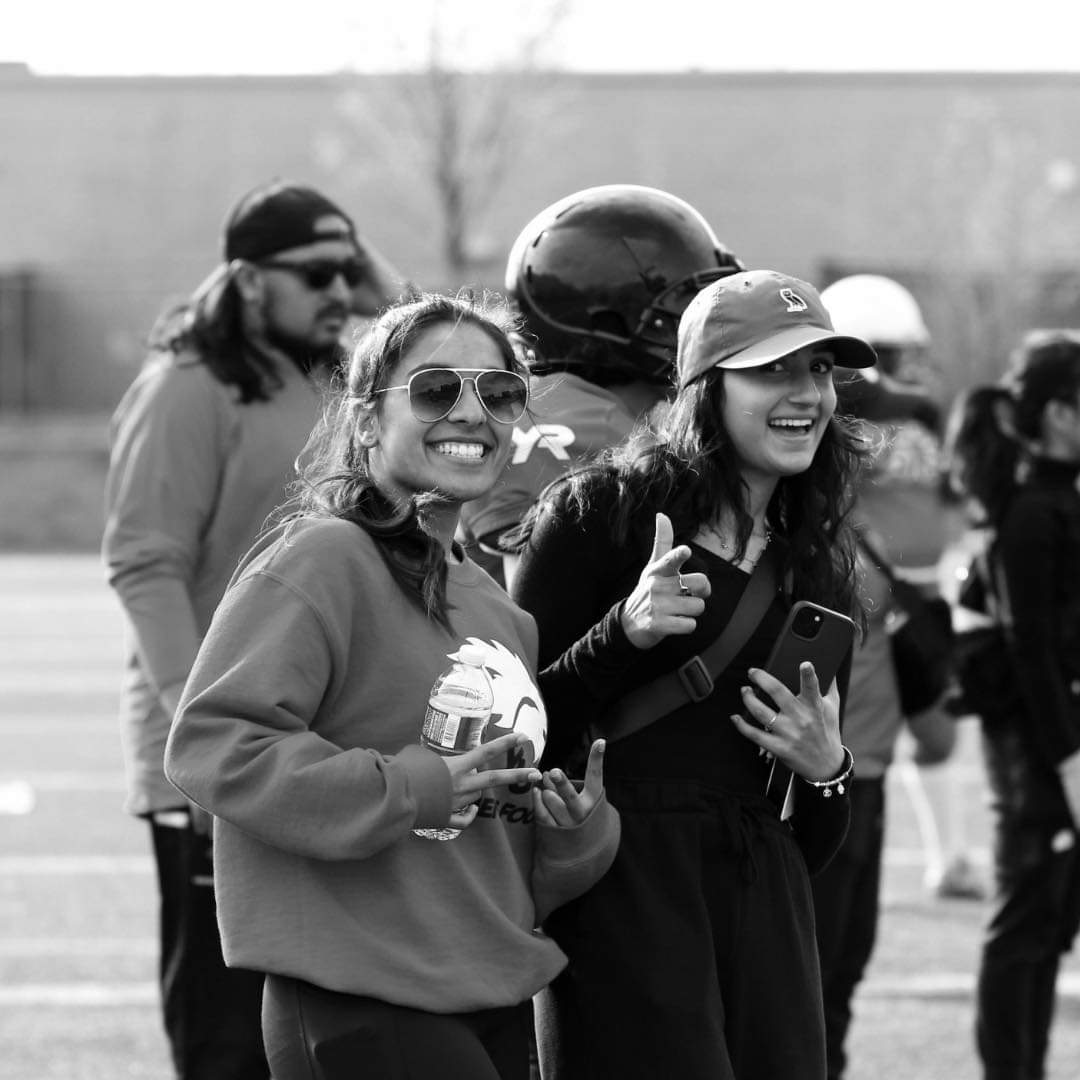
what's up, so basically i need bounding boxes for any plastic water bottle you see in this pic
[413,643,493,841]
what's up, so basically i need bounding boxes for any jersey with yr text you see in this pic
[460,371,638,551]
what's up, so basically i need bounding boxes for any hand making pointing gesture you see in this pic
[620,512,711,649]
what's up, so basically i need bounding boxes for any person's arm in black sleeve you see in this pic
[511,495,643,767]
[998,498,1080,769]
[789,651,853,874]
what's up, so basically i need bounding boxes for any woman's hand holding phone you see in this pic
[732,662,845,782]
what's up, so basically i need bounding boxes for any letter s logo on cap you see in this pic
[780,288,808,313]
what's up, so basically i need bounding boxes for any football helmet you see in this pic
[506,184,743,381]
[820,275,930,350]
[823,274,938,407]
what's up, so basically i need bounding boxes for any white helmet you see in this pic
[820,275,930,349]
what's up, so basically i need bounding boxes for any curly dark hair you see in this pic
[290,291,525,629]
[511,364,869,618]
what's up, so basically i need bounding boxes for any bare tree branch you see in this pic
[327,0,575,281]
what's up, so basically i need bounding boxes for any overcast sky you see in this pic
[5,0,1079,76]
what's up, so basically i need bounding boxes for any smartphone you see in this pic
[763,601,855,700]
[759,601,855,820]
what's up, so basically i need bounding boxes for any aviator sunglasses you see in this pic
[258,257,368,290]
[374,367,530,425]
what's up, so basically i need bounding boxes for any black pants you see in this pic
[974,812,1080,1079]
[810,777,885,1080]
[536,778,826,1080]
[262,974,532,1080]
[149,815,268,1080]
[974,727,1080,1080]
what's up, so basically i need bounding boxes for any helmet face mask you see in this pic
[507,185,743,382]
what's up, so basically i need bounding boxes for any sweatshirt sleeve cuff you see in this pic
[531,792,621,923]
[537,791,620,873]
[395,744,453,827]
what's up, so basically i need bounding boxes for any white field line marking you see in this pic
[0,639,121,656]
[2,975,1078,1009]
[883,846,991,867]
[1,599,121,617]
[0,983,158,1007]
[0,719,115,734]
[0,850,989,874]
[0,672,121,693]
[0,855,153,873]
[0,771,126,792]
[0,938,156,956]
[860,972,1080,998]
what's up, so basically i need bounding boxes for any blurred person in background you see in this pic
[810,530,956,1080]
[458,183,744,588]
[947,334,1080,1080]
[821,274,982,901]
[164,292,620,1080]
[102,179,408,1080]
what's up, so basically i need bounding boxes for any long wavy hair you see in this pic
[947,330,1080,528]
[290,291,524,628]
[513,365,868,617]
[148,264,333,403]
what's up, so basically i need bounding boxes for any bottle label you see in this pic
[423,704,487,753]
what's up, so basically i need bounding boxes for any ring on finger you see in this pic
[765,712,780,734]
[677,573,692,598]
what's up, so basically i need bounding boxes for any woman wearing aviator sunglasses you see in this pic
[165,292,619,1080]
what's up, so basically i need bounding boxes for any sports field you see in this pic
[2,554,1078,1079]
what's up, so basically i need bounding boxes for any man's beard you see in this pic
[263,321,348,374]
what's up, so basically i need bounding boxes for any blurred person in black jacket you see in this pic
[947,332,1080,1080]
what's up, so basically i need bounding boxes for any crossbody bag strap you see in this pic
[597,543,781,744]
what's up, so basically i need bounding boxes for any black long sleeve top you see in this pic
[511,484,850,874]
[998,456,1080,771]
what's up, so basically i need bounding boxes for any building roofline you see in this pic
[5,67,1080,91]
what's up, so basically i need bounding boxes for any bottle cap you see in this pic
[457,643,488,667]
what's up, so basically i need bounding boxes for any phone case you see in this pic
[763,601,855,696]
[761,601,855,820]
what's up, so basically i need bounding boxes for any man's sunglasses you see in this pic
[258,257,368,290]
[374,368,530,425]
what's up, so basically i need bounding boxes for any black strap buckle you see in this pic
[676,654,714,703]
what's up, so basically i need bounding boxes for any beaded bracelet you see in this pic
[802,745,854,798]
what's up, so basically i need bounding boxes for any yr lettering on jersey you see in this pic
[511,424,576,465]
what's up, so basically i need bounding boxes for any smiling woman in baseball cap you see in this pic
[508,269,876,1079]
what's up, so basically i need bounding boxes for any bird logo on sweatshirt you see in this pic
[454,636,547,764]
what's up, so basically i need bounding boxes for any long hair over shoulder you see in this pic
[148,265,288,403]
[288,291,523,629]
[513,367,869,617]
[947,331,1080,528]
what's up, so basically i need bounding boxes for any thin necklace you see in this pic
[695,524,773,571]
